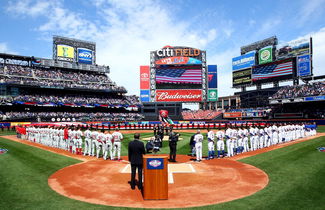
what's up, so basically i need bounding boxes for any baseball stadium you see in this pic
[1,1,325,210]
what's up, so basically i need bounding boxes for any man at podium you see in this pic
[128,133,146,190]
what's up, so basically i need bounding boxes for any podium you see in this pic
[143,155,168,200]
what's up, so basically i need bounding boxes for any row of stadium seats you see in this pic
[1,111,145,121]
[182,110,222,120]
[272,81,325,99]
[0,94,142,106]
[0,65,126,91]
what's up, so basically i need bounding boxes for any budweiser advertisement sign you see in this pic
[156,89,202,102]
[140,66,150,89]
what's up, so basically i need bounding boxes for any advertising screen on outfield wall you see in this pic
[276,38,311,59]
[252,58,294,83]
[232,52,255,71]
[57,45,74,62]
[155,64,203,90]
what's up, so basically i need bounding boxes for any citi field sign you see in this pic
[155,46,202,65]
[156,46,201,57]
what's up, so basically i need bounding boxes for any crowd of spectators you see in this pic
[0,65,126,91]
[1,112,145,122]
[272,81,325,99]
[1,94,142,107]
[182,110,222,120]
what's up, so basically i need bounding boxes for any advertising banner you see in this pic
[252,59,293,81]
[155,89,202,102]
[297,54,311,77]
[77,48,93,64]
[140,90,150,102]
[140,66,150,89]
[208,89,218,101]
[276,38,311,59]
[208,65,217,89]
[223,112,242,118]
[155,56,202,65]
[57,45,74,62]
[304,96,325,101]
[258,46,273,64]
[232,51,255,71]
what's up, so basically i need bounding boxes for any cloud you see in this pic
[6,0,52,17]
[6,0,219,97]
[0,42,16,54]
[298,0,325,24]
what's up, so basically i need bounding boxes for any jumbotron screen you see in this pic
[155,64,202,90]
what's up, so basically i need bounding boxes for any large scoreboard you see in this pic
[232,36,312,87]
[140,46,218,103]
[53,36,96,65]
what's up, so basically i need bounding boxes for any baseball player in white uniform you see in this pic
[74,128,83,155]
[112,128,123,161]
[91,129,99,156]
[243,129,249,152]
[207,129,215,159]
[225,127,233,157]
[194,130,204,161]
[216,129,225,158]
[103,131,113,160]
[83,128,92,156]
[96,130,105,158]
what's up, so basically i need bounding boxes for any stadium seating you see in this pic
[272,81,325,99]
[181,110,222,120]
[2,112,144,122]
[0,64,143,122]
[0,65,126,91]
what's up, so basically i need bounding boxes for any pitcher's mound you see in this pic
[48,155,268,208]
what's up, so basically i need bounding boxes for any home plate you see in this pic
[120,163,196,184]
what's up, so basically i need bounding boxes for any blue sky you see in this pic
[1,0,325,98]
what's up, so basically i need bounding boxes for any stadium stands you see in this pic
[0,94,141,107]
[272,81,325,99]
[0,62,143,122]
[182,110,222,120]
[0,65,126,91]
[2,112,144,121]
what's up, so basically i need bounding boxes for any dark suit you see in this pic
[128,139,145,189]
[169,132,179,162]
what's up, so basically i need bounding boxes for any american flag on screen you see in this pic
[156,68,202,84]
[252,61,293,81]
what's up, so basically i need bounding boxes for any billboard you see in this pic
[208,89,218,101]
[297,54,311,77]
[258,46,273,64]
[207,65,217,88]
[155,57,202,65]
[140,66,150,89]
[140,90,150,102]
[252,58,293,82]
[155,89,202,102]
[232,68,252,87]
[53,36,96,64]
[155,64,203,90]
[223,112,242,118]
[232,51,255,71]
[77,48,93,64]
[150,46,207,102]
[276,38,311,59]
[57,45,74,62]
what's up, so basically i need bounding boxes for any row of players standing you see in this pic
[189,123,317,161]
[23,126,124,160]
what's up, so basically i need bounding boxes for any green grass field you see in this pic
[0,127,324,209]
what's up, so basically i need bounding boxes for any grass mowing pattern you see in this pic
[0,129,325,209]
